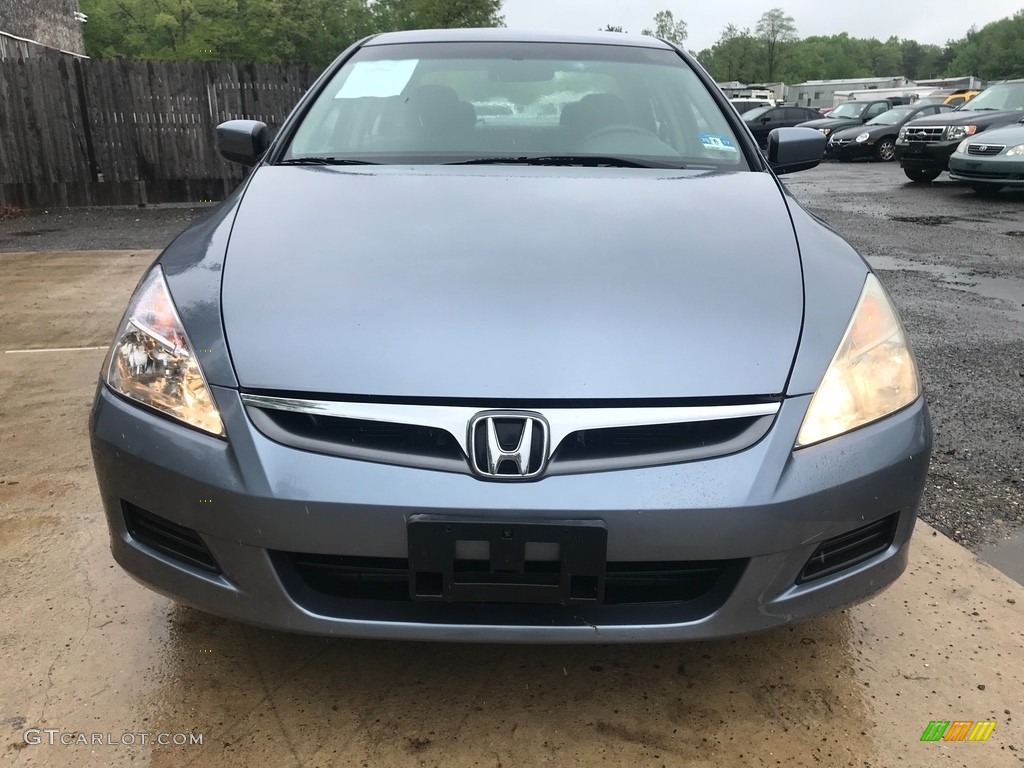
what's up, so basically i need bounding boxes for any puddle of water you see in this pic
[890,215,957,226]
[977,527,1024,586]
[869,255,1024,317]
[10,228,60,237]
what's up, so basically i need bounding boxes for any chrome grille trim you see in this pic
[967,144,1005,156]
[902,126,944,143]
[240,394,781,460]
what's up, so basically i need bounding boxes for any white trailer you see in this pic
[832,86,934,107]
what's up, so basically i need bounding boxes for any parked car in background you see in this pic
[818,106,834,116]
[743,105,822,148]
[89,29,930,643]
[948,120,1024,193]
[927,88,982,108]
[730,97,773,114]
[827,103,954,162]
[896,80,1024,182]
[797,99,895,138]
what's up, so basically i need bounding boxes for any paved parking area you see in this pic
[1,163,1023,767]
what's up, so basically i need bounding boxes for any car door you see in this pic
[801,107,820,123]
[780,107,811,129]
[751,108,783,145]
[862,102,889,123]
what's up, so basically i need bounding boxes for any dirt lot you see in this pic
[1,163,1023,767]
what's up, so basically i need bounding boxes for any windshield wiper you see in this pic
[447,155,679,169]
[277,157,379,166]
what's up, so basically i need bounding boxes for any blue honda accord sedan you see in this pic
[90,29,931,642]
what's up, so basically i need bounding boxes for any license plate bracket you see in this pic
[407,515,607,605]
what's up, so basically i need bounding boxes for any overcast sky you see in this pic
[501,0,1022,56]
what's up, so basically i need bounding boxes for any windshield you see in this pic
[828,102,869,119]
[963,83,1024,112]
[867,107,914,125]
[283,41,749,169]
[742,106,772,119]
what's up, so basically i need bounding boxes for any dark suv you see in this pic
[895,80,1024,182]
[797,99,899,139]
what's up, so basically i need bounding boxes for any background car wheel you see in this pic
[904,168,942,183]
[875,138,896,162]
[972,182,1004,195]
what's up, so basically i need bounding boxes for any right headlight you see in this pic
[796,274,921,448]
[955,138,971,154]
[104,267,224,436]
[946,125,977,141]
[898,126,907,140]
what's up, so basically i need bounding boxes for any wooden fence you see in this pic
[0,57,316,208]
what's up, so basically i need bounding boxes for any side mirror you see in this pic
[217,120,269,165]
[760,116,771,123]
[766,127,826,174]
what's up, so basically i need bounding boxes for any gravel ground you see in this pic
[0,204,213,252]
[1,163,1022,554]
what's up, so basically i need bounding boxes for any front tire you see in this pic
[875,138,896,162]
[904,167,942,183]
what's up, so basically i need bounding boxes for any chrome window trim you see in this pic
[240,394,781,459]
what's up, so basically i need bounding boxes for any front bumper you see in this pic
[895,139,958,171]
[90,385,931,643]
[949,154,1024,185]
[826,140,873,160]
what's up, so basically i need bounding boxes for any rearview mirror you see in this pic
[488,60,555,82]
[766,127,826,174]
[217,120,269,166]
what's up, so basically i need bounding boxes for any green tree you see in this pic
[642,10,687,46]
[755,8,797,81]
[602,24,626,33]
[81,0,504,65]
[374,0,503,31]
[946,11,1024,79]
[697,24,759,82]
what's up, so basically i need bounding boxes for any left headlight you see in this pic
[855,133,870,143]
[104,267,224,436]
[1006,143,1024,157]
[796,273,920,448]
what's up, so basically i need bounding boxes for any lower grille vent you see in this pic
[122,502,221,574]
[798,513,898,583]
[277,552,736,606]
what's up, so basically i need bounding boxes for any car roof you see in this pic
[364,28,672,49]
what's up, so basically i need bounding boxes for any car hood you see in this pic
[904,110,1023,127]
[221,166,804,399]
[961,122,1024,144]
[831,123,894,140]
[798,117,860,130]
